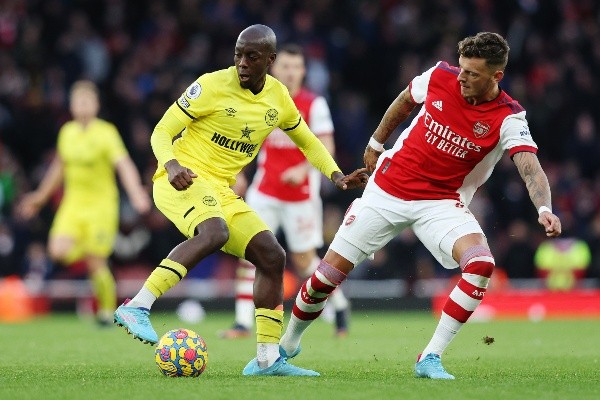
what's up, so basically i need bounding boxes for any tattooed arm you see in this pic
[364,86,417,173]
[513,152,562,237]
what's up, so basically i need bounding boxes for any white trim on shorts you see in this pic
[329,182,484,268]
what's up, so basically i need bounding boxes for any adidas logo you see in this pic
[432,100,443,111]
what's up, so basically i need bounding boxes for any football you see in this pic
[155,328,208,377]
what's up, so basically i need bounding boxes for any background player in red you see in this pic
[278,32,562,379]
[221,44,350,339]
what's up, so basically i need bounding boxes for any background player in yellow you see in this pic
[113,24,368,377]
[19,80,151,326]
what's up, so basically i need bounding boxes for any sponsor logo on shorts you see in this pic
[345,215,356,226]
[203,196,217,206]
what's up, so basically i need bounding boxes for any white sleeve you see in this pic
[500,111,538,152]
[409,62,439,104]
[308,96,334,136]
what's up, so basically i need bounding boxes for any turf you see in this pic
[0,311,598,400]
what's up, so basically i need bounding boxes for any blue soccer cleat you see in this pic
[415,353,455,380]
[113,299,158,345]
[279,344,301,360]
[242,357,319,376]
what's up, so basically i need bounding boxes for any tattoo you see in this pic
[513,152,552,210]
[373,88,416,142]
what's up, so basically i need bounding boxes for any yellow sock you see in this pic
[255,308,284,343]
[144,258,188,298]
[90,264,116,316]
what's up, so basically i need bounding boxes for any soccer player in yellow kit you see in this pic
[19,80,151,325]
[114,24,367,376]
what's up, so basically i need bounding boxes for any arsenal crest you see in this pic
[473,121,490,138]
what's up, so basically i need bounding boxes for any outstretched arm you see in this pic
[364,86,417,172]
[18,155,64,219]
[512,152,562,237]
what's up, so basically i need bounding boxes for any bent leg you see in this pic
[128,217,229,309]
[47,235,82,265]
[418,233,494,378]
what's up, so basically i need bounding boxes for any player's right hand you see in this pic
[16,192,44,220]
[165,159,198,190]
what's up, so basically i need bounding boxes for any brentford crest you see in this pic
[473,121,490,138]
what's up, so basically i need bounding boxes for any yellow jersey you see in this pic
[57,118,127,204]
[151,66,339,187]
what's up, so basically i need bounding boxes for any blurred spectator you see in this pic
[534,238,591,290]
[0,0,596,285]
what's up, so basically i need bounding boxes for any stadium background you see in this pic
[0,0,598,314]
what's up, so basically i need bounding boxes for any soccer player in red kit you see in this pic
[221,44,350,339]
[279,32,562,379]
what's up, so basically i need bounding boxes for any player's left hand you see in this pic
[331,168,369,190]
[538,210,562,237]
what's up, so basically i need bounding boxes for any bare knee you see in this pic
[47,238,75,264]
[245,231,285,276]
[195,218,229,250]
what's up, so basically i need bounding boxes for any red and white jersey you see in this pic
[373,61,537,206]
[253,87,334,201]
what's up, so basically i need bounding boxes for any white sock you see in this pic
[257,343,280,368]
[235,299,255,329]
[421,312,462,357]
[280,314,311,356]
[234,263,255,329]
[127,286,157,310]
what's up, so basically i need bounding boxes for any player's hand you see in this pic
[17,192,44,220]
[165,159,198,190]
[331,168,369,190]
[131,191,152,215]
[363,146,383,174]
[281,163,310,186]
[538,210,562,237]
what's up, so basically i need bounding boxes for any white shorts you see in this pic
[245,187,324,253]
[330,182,484,269]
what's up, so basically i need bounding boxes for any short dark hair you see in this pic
[278,43,304,58]
[458,32,510,70]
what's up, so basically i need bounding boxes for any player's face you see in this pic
[234,40,275,93]
[270,52,305,93]
[70,89,99,121]
[457,56,503,104]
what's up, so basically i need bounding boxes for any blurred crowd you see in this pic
[0,0,599,289]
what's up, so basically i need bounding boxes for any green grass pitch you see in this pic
[0,311,598,400]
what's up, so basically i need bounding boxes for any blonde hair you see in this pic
[70,80,99,99]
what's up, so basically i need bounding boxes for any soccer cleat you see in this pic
[414,353,455,380]
[217,323,252,339]
[279,344,301,360]
[113,298,158,345]
[242,356,319,376]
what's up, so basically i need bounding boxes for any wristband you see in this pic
[368,137,385,152]
[537,206,552,215]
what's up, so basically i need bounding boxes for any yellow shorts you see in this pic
[152,174,270,259]
[49,198,118,257]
